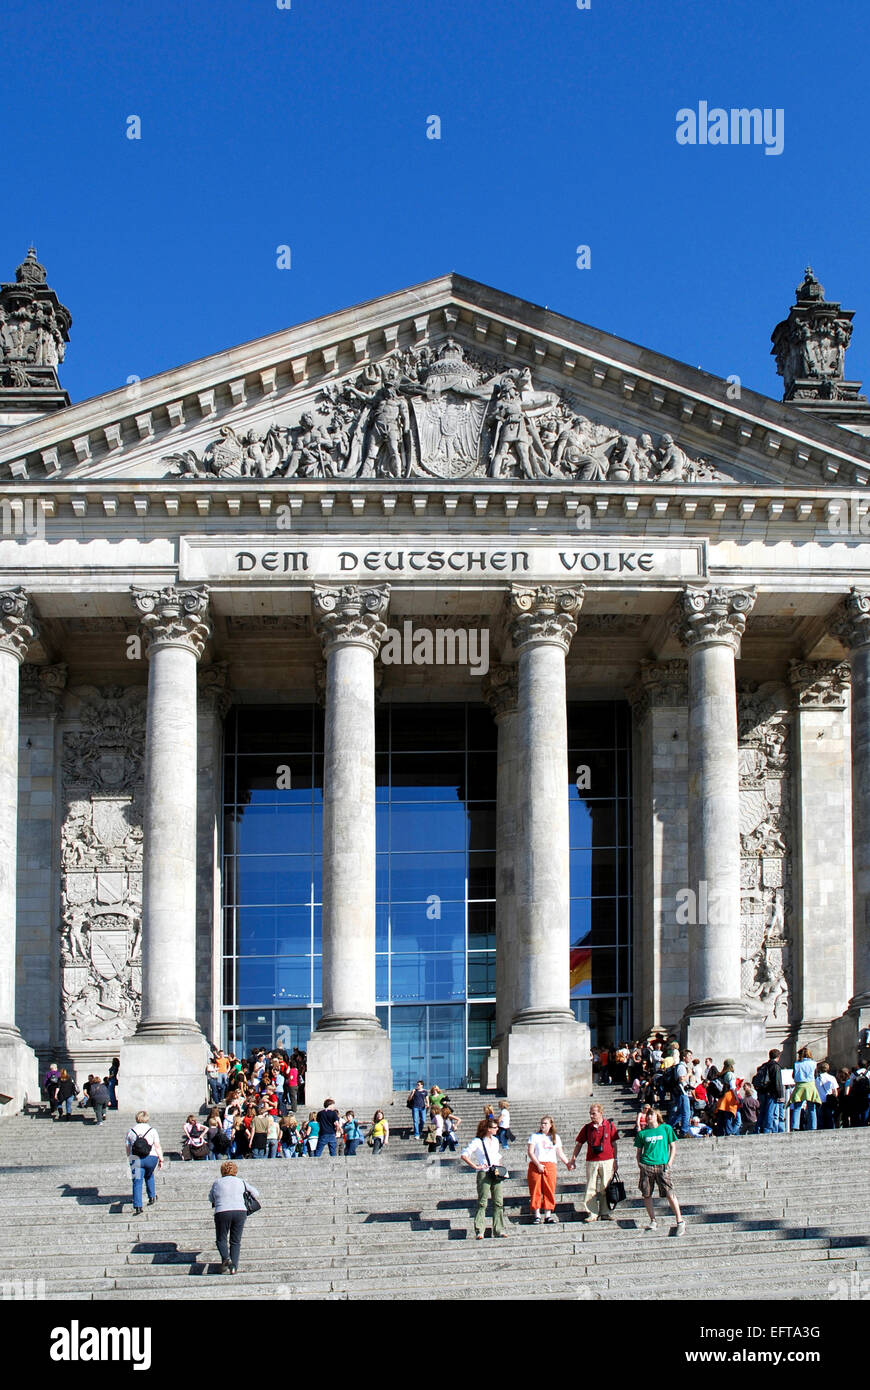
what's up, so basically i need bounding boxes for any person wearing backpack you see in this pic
[125,1111,164,1214]
[757,1049,786,1133]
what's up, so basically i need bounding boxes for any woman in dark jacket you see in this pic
[88,1077,111,1125]
[55,1070,78,1119]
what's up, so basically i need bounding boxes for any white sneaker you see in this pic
[673,1220,686,1236]
[643,1219,658,1231]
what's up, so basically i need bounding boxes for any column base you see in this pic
[121,1024,209,1113]
[479,1046,500,1092]
[501,1018,592,1101]
[828,1003,870,1071]
[680,1001,767,1078]
[304,1027,393,1114]
[0,1030,40,1118]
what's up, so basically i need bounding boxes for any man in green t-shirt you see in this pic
[633,1109,685,1235]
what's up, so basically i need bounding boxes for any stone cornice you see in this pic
[3,273,870,489]
[4,479,870,530]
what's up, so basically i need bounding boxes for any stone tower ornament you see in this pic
[0,248,71,412]
[771,268,866,405]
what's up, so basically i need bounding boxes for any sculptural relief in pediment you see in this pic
[161,338,724,486]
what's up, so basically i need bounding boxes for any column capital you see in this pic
[482,664,518,720]
[829,588,870,653]
[132,585,211,659]
[313,585,390,656]
[0,588,39,663]
[788,657,851,710]
[509,584,583,654]
[627,659,688,722]
[20,661,68,716]
[673,585,756,655]
[197,661,232,718]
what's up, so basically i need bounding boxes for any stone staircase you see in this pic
[1,1089,868,1301]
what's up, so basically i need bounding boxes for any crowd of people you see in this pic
[593,1038,870,1135]
[41,1060,119,1120]
[48,1032,870,1263]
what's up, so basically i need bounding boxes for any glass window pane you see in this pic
[234,803,314,855]
[567,751,618,798]
[468,952,496,997]
[468,804,496,853]
[390,901,465,953]
[390,854,466,902]
[389,752,466,801]
[468,1003,496,1050]
[570,849,624,899]
[389,704,465,751]
[468,902,495,950]
[569,800,617,849]
[571,898,617,947]
[238,905,313,956]
[567,704,616,748]
[388,803,468,854]
[467,705,498,752]
[390,953,465,1002]
[232,755,316,804]
[235,708,313,755]
[468,851,495,900]
[466,753,497,800]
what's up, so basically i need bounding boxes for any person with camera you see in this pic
[461,1116,510,1239]
[570,1103,619,1222]
[526,1115,571,1225]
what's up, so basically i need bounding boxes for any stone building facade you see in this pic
[1,256,870,1112]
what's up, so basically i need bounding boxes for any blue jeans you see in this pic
[107,1078,118,1109]
[345,1139,360,1155]
[722,1111,741,1136]
[790,1102,817,1132]
[265,1140,278,1158]
[208,1079,225,1105]
[760,1097,785,1133]
[669,1094,691,1134]
[131,1154,158,1208]
[372,1137,384,1154]
[497,1127,510,1149]
[315,1134,337,1157]
[412,1107,427,1138]
[62,1097,73,1115]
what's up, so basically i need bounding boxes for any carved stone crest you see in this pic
[162,338,725,485]
[59,687,146,1045]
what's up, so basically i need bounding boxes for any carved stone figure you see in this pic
[160,339,725,485]
[59,686,146,1046]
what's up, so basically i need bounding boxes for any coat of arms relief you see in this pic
[163,338,723,484]
[59,687,146,1045]
[738,684,792,1024]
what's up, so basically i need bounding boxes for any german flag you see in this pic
[570,946,592,992]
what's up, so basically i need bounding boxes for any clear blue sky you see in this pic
[3,0,868,406]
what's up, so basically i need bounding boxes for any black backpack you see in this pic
[752,1064,770,1096]
[211,1126,230,1153]
[130,1127,153,1158]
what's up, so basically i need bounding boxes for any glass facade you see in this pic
[222,701,631,1084]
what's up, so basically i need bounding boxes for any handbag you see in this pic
[605,1167,626,1209]
[242,1183,261,1215]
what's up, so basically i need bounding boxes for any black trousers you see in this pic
[214,1210,246,1269]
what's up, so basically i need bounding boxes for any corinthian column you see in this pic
[502,584,591,1100]
[305,585,393,1110]
[827,591,870,1065]
[481,664,519,1092]
[674,585,765,1073]
[0,589,40,1115]
[122,585,211,1111]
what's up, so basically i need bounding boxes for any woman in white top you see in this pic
[496,1103,511,1150]
[124,1111,164,1215]
[461,1117,509,1240]
[526,1116,571,1225]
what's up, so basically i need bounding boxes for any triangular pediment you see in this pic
[2,273,870,490]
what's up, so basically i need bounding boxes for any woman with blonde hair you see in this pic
[208,1160,260,1275]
